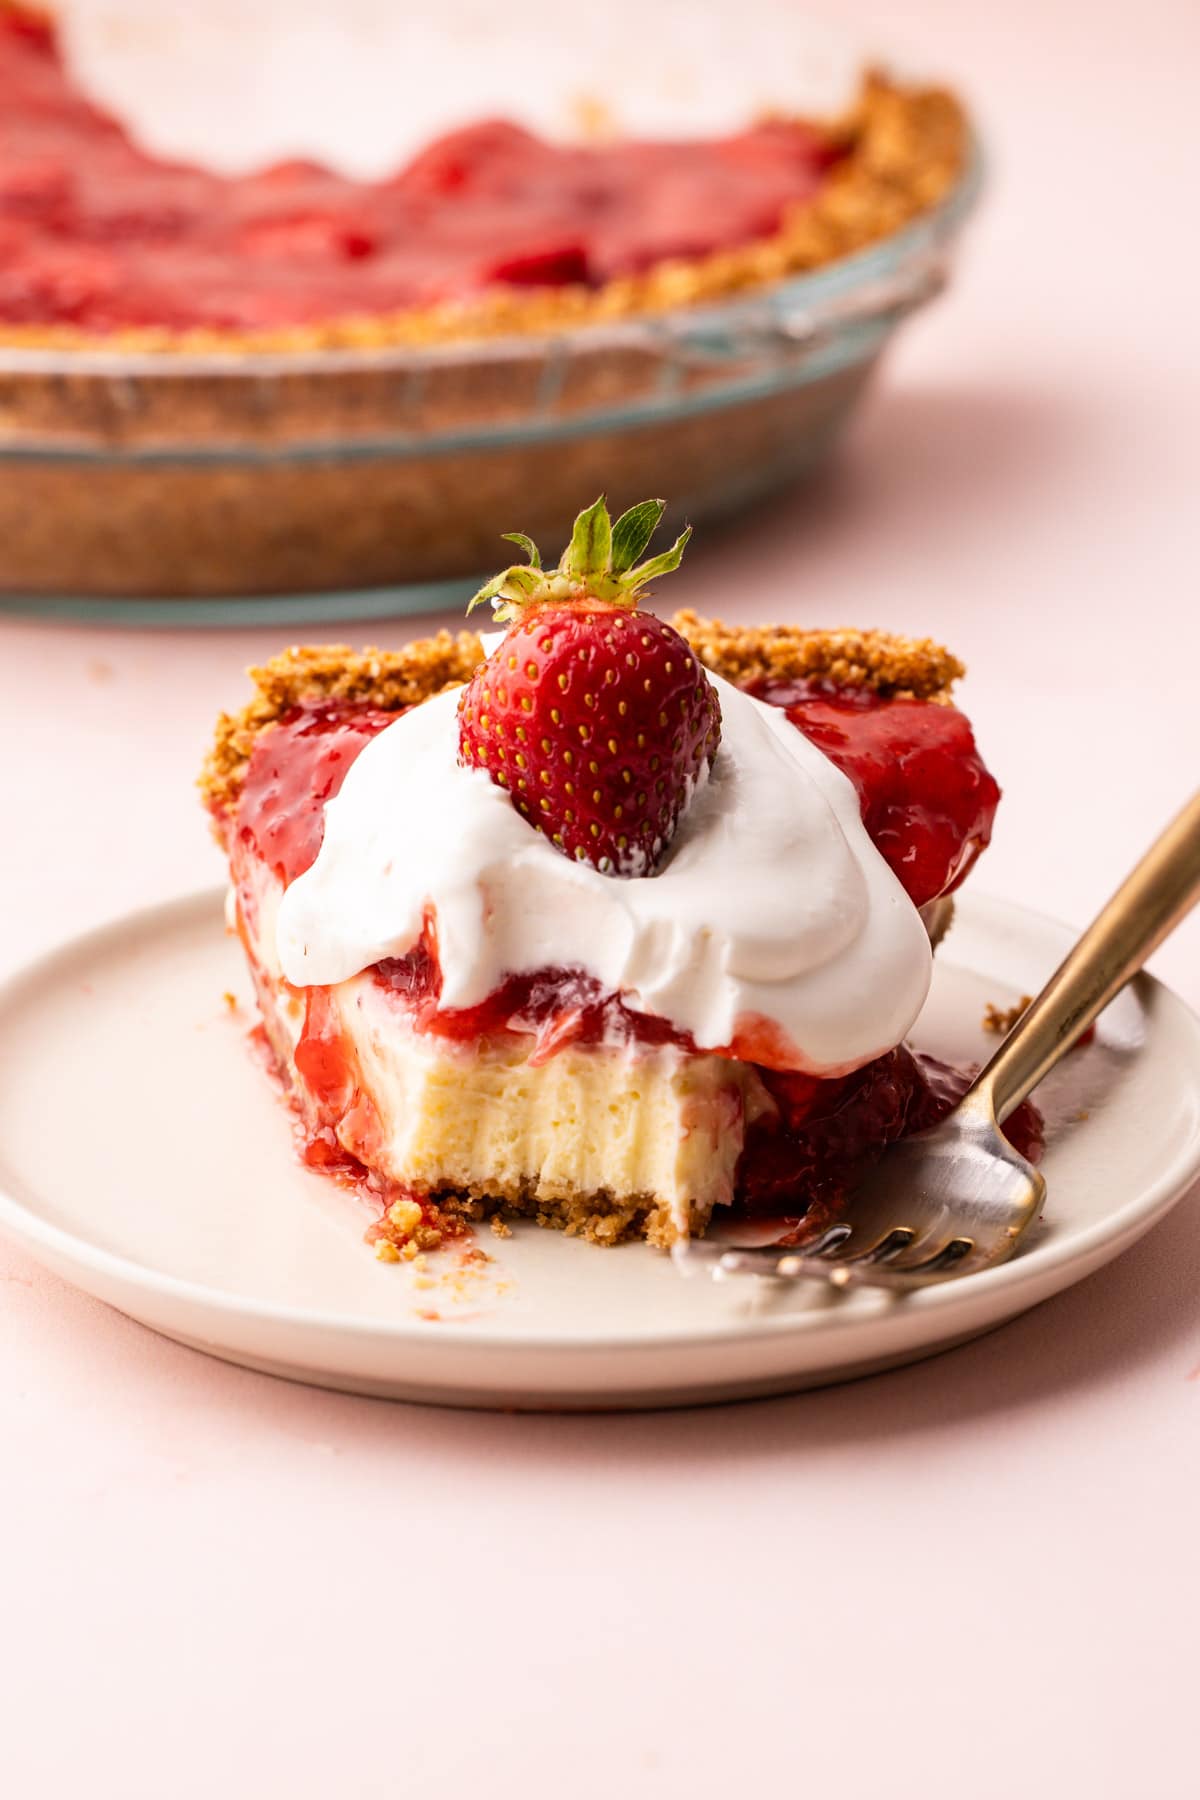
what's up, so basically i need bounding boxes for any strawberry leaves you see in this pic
[610,498,665,574]
[501,531,541,568]
[468,495,691,621]
[624,524,692,590]
[564,494,613,581]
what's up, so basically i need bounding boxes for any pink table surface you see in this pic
[3,2,1200,1795]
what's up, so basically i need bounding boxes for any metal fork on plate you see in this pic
[677,791,1200,1292]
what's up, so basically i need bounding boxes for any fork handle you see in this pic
[976,789,1200,1123]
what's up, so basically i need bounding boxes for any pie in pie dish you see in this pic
[201,499,1041,1256]
[0,5,977,603]
[0,3,968,349]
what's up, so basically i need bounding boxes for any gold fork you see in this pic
[676,790,1200,1292]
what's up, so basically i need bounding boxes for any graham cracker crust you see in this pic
[390,1187,700,1251]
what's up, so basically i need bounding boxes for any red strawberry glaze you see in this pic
[0,9,840,333]
[236,701,400,886]
[737,1046,1042,1230]
[374,942,688,1058]
[750,678,1000,909]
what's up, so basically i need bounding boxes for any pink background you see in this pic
[2,2,1199,1794]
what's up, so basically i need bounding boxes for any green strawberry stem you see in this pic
[468,495,691,621]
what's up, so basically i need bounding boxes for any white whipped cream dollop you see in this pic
[274,676,932,1072]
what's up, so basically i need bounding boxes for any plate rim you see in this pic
[1,883,1198,1357]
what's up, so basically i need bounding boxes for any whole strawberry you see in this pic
[457,496,721,877]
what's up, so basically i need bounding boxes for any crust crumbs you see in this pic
[674,610,965,698]
[1,76,967,354]
[983,995,1033,1035]
[200,614,966,811]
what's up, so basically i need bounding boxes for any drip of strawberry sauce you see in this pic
[229,686,1039,1233]
[249,1018,469,1253]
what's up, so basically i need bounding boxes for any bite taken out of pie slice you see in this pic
[201,498,1041,1259]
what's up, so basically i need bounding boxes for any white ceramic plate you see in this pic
[0,890,1197,1409]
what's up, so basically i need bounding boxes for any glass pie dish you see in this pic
[0,144,980,625]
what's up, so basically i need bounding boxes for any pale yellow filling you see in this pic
[340,976,774,1233]
[235,860,776,1237]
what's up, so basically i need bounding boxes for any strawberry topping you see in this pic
[236,700,400,886]
[753,677,1000,909]
[738,1046,1043,1226]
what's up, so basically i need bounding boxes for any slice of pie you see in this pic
[202,498,1032,1256]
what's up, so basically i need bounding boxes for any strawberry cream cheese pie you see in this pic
[202,500,1036,1256]
[0,7,976,603]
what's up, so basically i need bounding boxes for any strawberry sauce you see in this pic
[750,678,1001,910]
[236,701,400,886]
[374,948,688,1058]
[738,1046,1043,1226]
[1,9,841,333]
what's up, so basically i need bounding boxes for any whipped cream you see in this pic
[275,676,932,1072]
